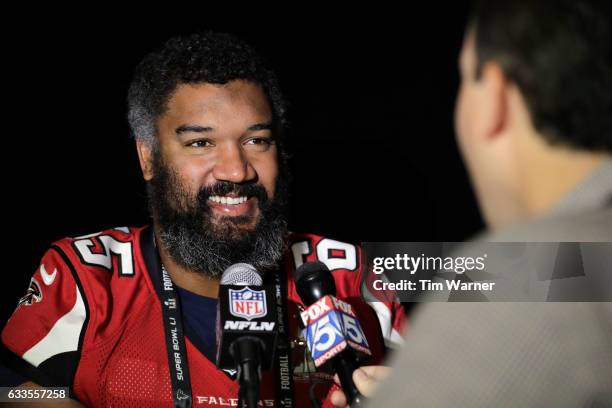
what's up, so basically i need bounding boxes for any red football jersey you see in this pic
[2,226,404,407]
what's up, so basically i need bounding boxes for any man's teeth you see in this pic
[208,196,248,205]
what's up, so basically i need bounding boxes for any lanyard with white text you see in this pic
[159,265,193,408]
[273,261,295,408]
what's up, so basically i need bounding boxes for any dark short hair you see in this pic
[127,32,287,149]
[470,0,612,152]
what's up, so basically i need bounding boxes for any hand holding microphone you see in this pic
[330,366,391,408]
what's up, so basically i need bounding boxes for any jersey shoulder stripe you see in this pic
[1,245,89,389]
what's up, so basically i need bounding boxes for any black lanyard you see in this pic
[159,264,193,408]
[272,259,295,408]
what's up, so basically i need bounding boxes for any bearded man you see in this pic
[0,32,404,408]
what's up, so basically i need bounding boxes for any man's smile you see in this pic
[207,195,259,216]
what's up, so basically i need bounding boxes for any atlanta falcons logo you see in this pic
[18,278,43,308]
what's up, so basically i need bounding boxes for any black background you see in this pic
[3,3,482,322]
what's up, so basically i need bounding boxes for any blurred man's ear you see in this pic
[136,139,154,181]
[479,61,508,141]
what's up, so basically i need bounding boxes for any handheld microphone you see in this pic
[294,261,371,407]
[216,263,278,408]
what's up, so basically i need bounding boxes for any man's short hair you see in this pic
[470,0,612,153]
[127,32,287,149]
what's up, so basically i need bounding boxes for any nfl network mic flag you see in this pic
[216,285,278,370]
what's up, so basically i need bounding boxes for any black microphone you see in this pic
[216,263,278,408]
[294,261,371,407]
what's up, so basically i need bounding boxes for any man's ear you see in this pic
[135,138,154,181]
[480,61,508,140]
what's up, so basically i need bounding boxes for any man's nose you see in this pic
[212,144,255,183]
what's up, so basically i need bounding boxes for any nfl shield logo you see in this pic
[229,287,267,321]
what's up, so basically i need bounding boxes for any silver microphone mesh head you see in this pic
[220,263,263,286]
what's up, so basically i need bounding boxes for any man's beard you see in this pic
[147,153,288,279]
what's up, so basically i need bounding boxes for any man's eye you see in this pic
[187,140,213,148]
[245,138,274,146]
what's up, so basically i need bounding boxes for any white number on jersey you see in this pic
[291,238,357,271]
[73,235,134,277]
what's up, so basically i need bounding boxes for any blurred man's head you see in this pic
[455,0,612,229]
[127,32,289,278]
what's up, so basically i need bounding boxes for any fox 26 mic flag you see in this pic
[300,294,371,367]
